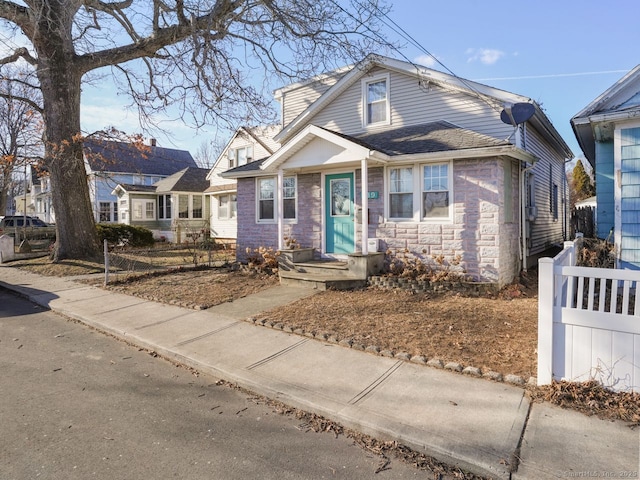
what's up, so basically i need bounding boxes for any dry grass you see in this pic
[258,286,538,379]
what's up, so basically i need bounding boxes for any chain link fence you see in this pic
[103,240,237,284]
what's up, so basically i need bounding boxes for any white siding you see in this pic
[525,124,567,255]
[292,66,514,141]
[280,71,345,127]
[209,126,280,188]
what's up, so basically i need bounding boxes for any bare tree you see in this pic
[0,66,42,216]
[0,0,392,261]
[194,138,226,169]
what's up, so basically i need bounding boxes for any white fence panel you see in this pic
[538,240,640,392]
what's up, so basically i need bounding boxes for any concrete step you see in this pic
[279,270,367,290]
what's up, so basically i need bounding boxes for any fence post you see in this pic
[104,239,109,286]
[537,257,555,385]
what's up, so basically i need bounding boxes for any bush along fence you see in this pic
[538,235,640,393]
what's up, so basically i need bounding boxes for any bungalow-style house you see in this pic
[84,138,197,224]
[205,125,280,241]
[571,65,640,269]
[222,55,573,287]
[112,167,210,242]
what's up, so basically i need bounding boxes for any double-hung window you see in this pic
[178,194,189,218]
[132,199,155,221]
[192,195,203,219]
[389,167,413,219]
[387,162,452,221]
[228,145,254,168]
[257,176,297,222]
[99,202,112,222]
[363,74,390,126]
[218,194,237,220]
[283,177,297,220]
[422,163,450,219]
[258,178,275,222]
[158,194,172,219]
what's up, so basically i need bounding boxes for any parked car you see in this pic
[0,215,56,244]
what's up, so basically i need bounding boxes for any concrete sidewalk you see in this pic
[0,265,637,479]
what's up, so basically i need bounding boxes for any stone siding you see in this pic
[237,159,520,285]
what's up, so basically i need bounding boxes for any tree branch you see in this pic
[76,1,243,74]
[0,47,37,66]
[0,91,43,113]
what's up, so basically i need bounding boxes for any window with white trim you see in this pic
[389,167,413,219]
[99,202,117,222]
[363,74,390,126]
[158,194,172,219]
[422,163,450,219]
[192,195,203,219]
[283,176,297,220]
[178,194,189,218]
[258,178,275,222]
[132,199,156,221]
[256,176,297,223]
[228,145,254,168]
[218,194,237,220]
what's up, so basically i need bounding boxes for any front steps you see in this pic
[278,248,384,290]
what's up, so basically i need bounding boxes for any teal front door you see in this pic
[325,173,355,254]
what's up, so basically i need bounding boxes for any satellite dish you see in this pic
[500,103,535,126]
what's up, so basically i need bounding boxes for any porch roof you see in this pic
[221,121,532,178]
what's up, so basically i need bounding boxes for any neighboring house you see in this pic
[113,167,210,242]
[571,65,640,268]
[84,138,197,224]
[28,167,54,223]
[222,54,573,287]
[205,125,279,240]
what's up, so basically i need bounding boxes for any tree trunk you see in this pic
[36,31,100,261]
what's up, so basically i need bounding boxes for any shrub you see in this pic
[577,237,615,269]
[245,246,279,275]
[383,248,468,282]
[97,223,155,248]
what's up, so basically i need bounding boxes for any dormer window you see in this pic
[363,74,390,127]
[228,145,254,168]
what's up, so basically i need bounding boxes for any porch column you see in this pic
[277,170,284,250]
[361,158,369,254]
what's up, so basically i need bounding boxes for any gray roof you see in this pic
[223,121,510,176]
[154,167,210,193]
[84,139,196,176]
[223,157,269,175]
[115,184,157,193]
[350,121,510,155]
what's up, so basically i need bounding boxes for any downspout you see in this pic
[361,158,369,254]
[517,125,527,272]
[518,124,537,272]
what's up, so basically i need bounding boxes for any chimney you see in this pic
[150,138,157,147]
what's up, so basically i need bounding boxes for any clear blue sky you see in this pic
[80,0,639,164]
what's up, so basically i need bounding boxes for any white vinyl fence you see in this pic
[538,240,640,392]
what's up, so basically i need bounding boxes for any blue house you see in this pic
[571,65,640,268]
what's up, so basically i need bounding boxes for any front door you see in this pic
[325,173,355,254]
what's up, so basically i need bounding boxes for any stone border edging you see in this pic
[247,314,537,389]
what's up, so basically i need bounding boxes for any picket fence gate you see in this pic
[538,240,640,392]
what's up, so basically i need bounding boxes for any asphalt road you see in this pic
[0,288,429,480]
